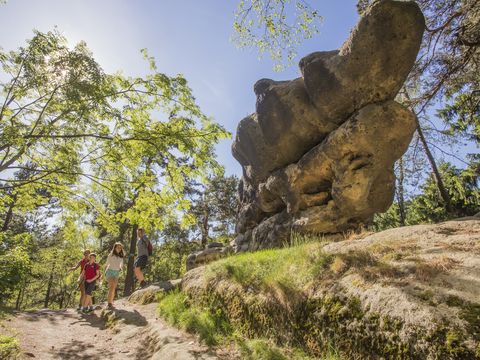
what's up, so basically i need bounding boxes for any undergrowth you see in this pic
[157,289,343,359]
[0,335,19,359]
[157,289,231,346]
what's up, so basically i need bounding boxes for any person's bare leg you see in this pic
[83,294,90,308]
[134,267,144,282]
[79,283,85,308]
[112,278,118,303]
[107,278,117,304]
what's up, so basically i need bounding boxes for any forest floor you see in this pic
[1,299,235,359]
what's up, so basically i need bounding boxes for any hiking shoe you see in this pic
[139,280,148,288]
[107,303,114,309]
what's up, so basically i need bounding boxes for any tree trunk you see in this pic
[15,285,24,310]
[397,157,406,226]
[201,206,209,247]
[2,193,17,232]
[403,89,452,213]
[415,118,453,213]
[123,224,138,296]
[44,270,54,308]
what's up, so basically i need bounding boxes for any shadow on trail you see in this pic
[70,312,107,330]
[51,339,116,359]
[16,309,77,325]
[106,307,148,327]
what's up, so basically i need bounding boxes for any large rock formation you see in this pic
[232,0,425,251]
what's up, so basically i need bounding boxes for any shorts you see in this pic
[106,269,120,280]
[85,280,96,296]
[134,255,148,270]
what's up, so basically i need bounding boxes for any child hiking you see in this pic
[81,253,100,313]
[134,228,152,289]
[105,242,124,309]
[68,249,90,310]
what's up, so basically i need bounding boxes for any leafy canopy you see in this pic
[232,0,323,71]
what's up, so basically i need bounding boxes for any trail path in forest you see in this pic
[3,300,232,359]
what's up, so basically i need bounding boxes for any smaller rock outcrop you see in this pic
[128,279,181,305]
[186,243,232,271]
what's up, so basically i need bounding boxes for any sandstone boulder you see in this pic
[232,0,425,251]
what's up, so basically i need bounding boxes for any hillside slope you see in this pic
[182,217,480,359]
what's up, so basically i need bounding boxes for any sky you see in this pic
[0,0,361,177]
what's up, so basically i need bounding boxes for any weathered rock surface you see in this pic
[183,218,480,359]
[232,0,425,251]
[128,279,181,305]
[186,244,232,271]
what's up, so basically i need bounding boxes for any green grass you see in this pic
[157,289,344,359]
[238,338,342,360]
[206,239,333,296]
[0,336,19,360]
[157,289,231,346]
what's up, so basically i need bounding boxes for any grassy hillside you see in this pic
[159,219,480,359]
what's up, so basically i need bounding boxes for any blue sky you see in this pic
[0,0,361,177]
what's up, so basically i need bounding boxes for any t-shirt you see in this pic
[79,258,89,273]
[137,235,149,258]
[84,263,100,281]
[106,254,123,271]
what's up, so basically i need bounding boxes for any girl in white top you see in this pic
[105,242,124,309]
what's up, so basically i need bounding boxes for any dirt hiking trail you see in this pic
[3,300,234,359]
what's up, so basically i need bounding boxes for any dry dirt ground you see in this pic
[2,300,233,360]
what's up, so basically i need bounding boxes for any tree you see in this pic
[0,30,230,303]
[188,173,239,246]
[373,162,479,230]
[407,162,479,224]
[232,0,323,71]
[0,30,228,194]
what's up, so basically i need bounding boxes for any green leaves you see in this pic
[232,0,323,71]
[1,31,230,237]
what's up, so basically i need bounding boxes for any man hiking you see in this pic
[68,249,90,310]
[134,228,151,289]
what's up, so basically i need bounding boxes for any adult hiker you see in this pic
[134,228,152,289]
[68,249,90,310]
[81,252,101,313]
[105,242,124,309]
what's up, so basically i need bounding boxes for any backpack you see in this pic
[147,240,153,256]
[142,236,153,256]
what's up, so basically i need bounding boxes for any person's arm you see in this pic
[69,260,81,272]
[105,255,111,271]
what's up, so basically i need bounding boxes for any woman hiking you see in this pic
[105,242,124,309]
[69,249,90,310]
[80,253,101,313]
